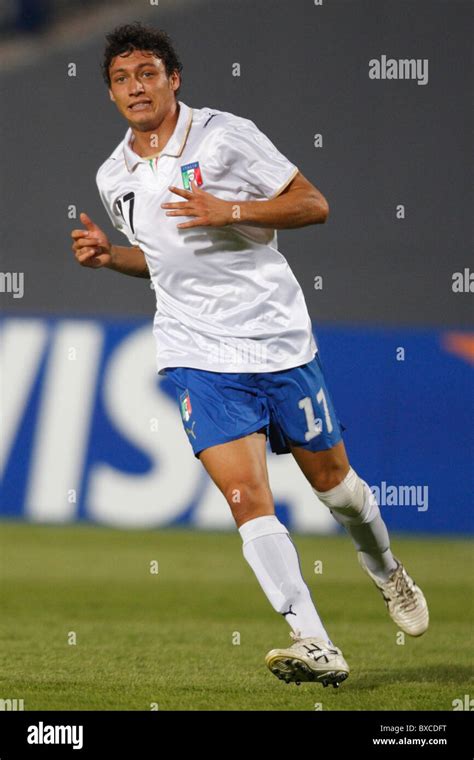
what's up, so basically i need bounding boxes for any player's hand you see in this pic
[71,213,112,268]
[161,181,234,229]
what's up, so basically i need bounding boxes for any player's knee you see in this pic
[223,480,272,518]
[313,467,376,523]
[311,464,349,493]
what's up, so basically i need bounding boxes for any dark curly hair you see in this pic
[101,22,183,97]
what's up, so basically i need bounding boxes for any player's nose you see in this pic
[130,80,145,96]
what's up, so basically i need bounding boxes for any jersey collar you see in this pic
[123,100,193,173]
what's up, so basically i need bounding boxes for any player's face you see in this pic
[108,49,179,130]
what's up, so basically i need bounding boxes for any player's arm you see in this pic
[71,212,150,278]
[106,244,150,278]
[233,171,329,229]
[162,171,329,231]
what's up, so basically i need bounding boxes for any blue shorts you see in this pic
[165,353,345,458]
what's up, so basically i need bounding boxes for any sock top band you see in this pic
[238,515,289,545]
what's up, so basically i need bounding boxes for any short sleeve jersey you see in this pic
[96,101,317,374]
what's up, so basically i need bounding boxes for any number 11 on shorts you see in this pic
[299,388,334,441]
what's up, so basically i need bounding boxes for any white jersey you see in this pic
[96,101,317,374]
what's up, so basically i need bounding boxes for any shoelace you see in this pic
[289,630,303,643]
[289,631,339,655]
[389,568,418,612]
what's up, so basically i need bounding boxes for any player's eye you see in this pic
[142,71,154,78]
[114,76,126,83]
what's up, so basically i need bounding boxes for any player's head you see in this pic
[102,22,183,130]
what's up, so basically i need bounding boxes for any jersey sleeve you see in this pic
[220,119,299,199]
[96,170,139,247]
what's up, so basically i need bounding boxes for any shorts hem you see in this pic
[283,431,344,455]
[193,422,269,458]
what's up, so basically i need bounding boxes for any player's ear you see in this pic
[108,89,115,102]
[170,70,180,94]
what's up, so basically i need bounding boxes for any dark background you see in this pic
[1,0,472,326]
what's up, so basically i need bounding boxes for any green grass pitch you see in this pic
[0,522,472,711]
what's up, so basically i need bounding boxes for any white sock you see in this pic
[345,482,398,582]
[314,470,398,582]
[238,515,332,644]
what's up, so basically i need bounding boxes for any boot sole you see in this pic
[266,654,349,688]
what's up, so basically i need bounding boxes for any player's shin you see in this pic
[313,468,397,582]
[238,515,333,644]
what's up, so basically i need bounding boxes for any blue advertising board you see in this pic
[1,317,472,534]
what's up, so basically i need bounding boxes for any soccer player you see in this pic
[71,23,429,688]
